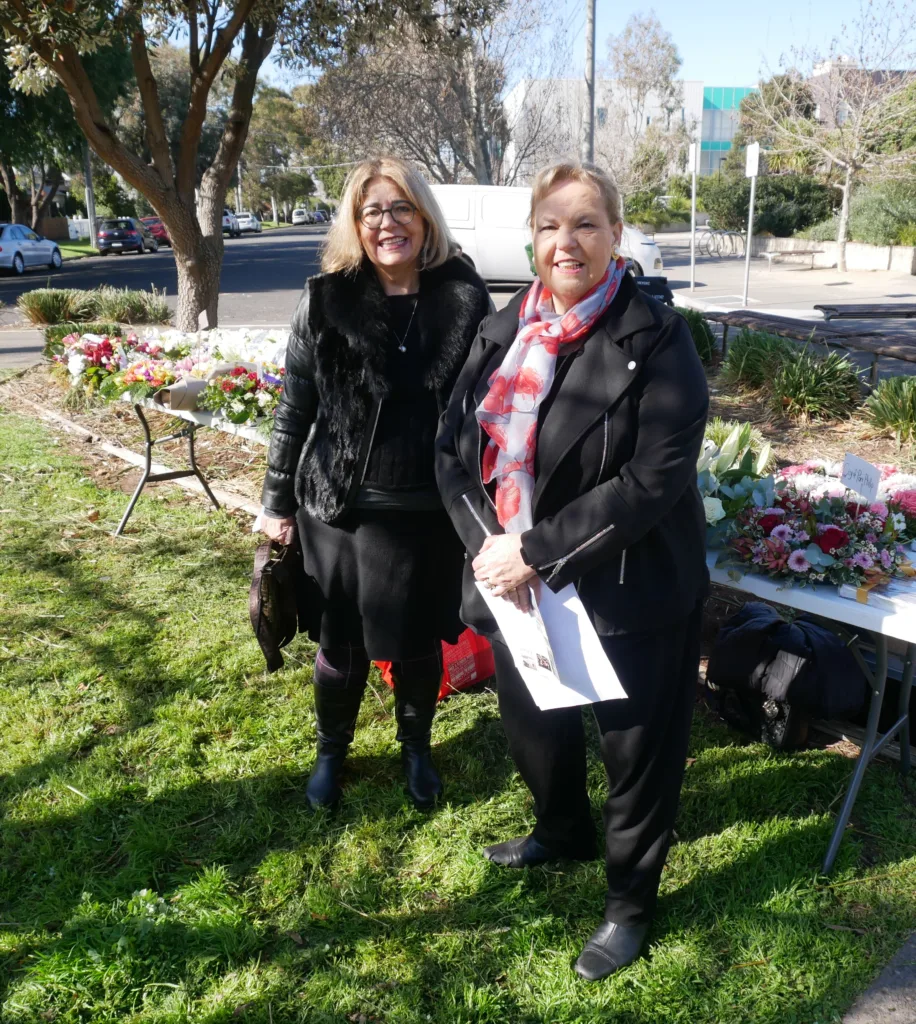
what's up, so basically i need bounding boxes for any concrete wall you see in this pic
[751,236,916,274]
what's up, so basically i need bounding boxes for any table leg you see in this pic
[822,635,888,873]
[114,405,155,537]
[897,643,914,777]
[187,425,221,511]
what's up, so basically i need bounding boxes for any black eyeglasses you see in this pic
[358,200,417,229]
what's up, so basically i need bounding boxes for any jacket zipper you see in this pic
[619,548,627,584]
[462,492,491,537]
[537,523,615,584]
[600,412,609,479]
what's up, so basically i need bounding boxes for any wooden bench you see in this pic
[760,249,824,271]
[702,310,916,385]
[815,303,916,321]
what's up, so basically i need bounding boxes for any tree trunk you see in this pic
[271,194,278,225]
[0,159,30,224]
[836,165,853,274]
[31,165,63,230]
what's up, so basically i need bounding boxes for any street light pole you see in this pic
[82,141,97,246]
[580,0,596,164]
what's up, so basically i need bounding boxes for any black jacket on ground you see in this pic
[261,256,491,521]
[707,601,866,718]
[435,273,710,636]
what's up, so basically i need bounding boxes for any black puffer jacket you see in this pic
[261,256,491,522]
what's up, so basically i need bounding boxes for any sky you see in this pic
[258,0,871,92]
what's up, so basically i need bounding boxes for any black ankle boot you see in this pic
[305,682,363,810]
[574,920,649,981]
[393,673,443,810]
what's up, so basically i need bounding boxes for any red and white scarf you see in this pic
[477,256,627,532]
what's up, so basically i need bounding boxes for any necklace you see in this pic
[393,298,419,353]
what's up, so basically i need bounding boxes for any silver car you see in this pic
[236,211,262,233]
[0,223,63,275]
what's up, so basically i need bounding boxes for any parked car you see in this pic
[314,210,330,223]
[222,209,241,237]
[236,211,262,234]
[428,184,665,281]
[97,217,159,256]
[0,223,63,275]
[291,208,309,225]
[139,216,171,246]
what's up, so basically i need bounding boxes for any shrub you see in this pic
[848,183,916,246]
[679,307,716,363]
[864,376,916,445]
[701,174,834,236]
[665,196,692,220]
[16,287,170,326]
[771,350,862,421]
[721,329,797,390]
[705,417,775,471]
[17,288,96,325]
[796,217,838,241]
[896,222,916,246]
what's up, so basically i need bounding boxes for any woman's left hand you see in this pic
[472,534,536,599]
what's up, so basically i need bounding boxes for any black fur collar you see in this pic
[311,255,489,395]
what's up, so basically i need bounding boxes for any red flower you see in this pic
[481,442,498,483]
[759,514,782,535]
[815,527,849,554]
[231,366,247,377]
[512,365,544,398]
[496,477,521,525]
[248,372,258,382]
[221,379,236,392]
[483,375,509,413]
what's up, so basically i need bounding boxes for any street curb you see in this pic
[843,932,916,1023]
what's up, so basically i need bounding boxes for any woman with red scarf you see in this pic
[435,162,709,982]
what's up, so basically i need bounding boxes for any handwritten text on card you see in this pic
[841,453,880,504]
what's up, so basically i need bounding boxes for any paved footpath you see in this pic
[843,933,916,1024]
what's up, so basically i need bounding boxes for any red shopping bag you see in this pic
[375,629,495,701]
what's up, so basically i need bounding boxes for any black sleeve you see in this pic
[435,326,502,555]
[260,285,319,518]
[519,315,709,591]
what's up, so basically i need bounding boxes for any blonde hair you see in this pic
[322,156,458,274]
[529,161,622,228]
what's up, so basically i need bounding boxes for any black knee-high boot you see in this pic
[392,664,443,811]
[305,679,365,809]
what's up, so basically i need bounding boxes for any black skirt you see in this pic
[296,506,465,660]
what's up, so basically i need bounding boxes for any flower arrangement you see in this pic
[100,358,178,401]
[697,422,775,545]
[52,330,138,392]
[728,489,915,587]
[200,365,285,425]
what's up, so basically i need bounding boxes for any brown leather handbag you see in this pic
[249,538,311,672]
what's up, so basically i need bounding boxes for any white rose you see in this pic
[230,400,246,414]
[703,496,726,525]
[256,390,271,407]
[67,354,88,378]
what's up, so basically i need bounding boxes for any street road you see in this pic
[0,224,328,327]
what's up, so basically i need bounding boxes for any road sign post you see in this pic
[689,141,698,292]
[742,141,760,307]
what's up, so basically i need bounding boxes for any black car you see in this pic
[97,217,159,256]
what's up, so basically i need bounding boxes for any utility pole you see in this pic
[82,140,97,245]
[236,157,244,213]
[580,0,596,164]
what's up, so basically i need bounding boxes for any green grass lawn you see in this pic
[58,240,100,260]
[1,409,915,1024]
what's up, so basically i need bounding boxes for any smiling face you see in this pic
[356,177,426,276]
[531,179,622,314]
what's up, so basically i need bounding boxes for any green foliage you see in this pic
[796,217,838,241]
[898,223,916,246]
[864,375,916,444]
[721,329,797,389]
[2,409,916,1023]
[666,174,692,200]
[679,307,716,363]
[705,417,774,471]
[92,170,137,218]
[17,288,96,326]
[848,183,916,246]
[19,287,170,326]
[771,350,862,421]
[701,174,834,235]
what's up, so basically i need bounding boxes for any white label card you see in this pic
[745,141,760,178]
[841,453,880,504]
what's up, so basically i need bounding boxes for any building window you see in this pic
[646,115,651,126]
[597,107,607,128]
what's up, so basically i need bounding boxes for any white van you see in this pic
[429,184,665,282]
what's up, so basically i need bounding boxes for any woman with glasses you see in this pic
[259,156,491,810]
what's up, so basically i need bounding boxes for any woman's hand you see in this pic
[259,512,297,546]
[472,534,537,607]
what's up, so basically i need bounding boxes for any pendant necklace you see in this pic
[393,298,419,353]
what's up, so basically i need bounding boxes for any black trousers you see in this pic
[491,600,702,926]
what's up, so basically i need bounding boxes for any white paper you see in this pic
[841,453,880,505]
[475,581,626,710]
[745,141,760,178]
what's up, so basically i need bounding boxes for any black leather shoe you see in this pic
[483,834,595,868]
[401,746,443,810]
[574,920,649,981]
